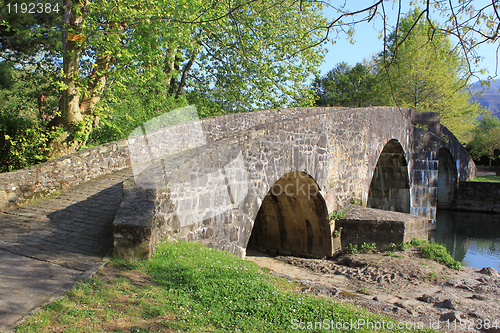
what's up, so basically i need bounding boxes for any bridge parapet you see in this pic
[0,140,130,211]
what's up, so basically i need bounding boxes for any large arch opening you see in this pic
[367,139,410,213]
[247,171,331,257]
[437,147,458,208]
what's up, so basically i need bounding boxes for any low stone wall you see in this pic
[112,178,157,259]
[0,140,130,211]
[452,181,500,213]
[336,205,429,250]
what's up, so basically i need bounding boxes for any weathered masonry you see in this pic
[111,106,475,258]
[0,107,475,258]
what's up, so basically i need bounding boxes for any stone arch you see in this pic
[367,139,410,213]
[437,147,458,208]
[247,171,331,257]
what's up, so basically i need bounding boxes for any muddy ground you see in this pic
[245,248,500,333]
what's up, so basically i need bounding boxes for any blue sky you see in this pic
[318,2,499,81]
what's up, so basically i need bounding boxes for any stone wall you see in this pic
[367,139,411,213]
[0,140,130,211]
[409,112,475,224]
[248,172,330,257]
[0,106,476,259]
[452,181,500,213]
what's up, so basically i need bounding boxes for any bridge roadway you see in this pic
[0,168,132,331]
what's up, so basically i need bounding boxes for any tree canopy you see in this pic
[467,115,500,164]
[315,8,486,142]
[374,8,484,141]
[1,0,500,170]
[2,0,329,151]
[313,62,379,107]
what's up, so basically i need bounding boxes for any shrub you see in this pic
[410,239,461,270]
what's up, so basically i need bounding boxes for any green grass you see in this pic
[17,241,435,333]
[471,175,500,182]
[409,239,461,270]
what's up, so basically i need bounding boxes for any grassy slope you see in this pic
[17,241,435,333]
[471,175,500,183]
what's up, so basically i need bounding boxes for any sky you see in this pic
[318,1,500,81]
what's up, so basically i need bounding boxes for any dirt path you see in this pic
[245,248,500,333]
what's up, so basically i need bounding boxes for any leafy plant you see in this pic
[399,241,412,251]
[349,197,366,206]
[332,227,343,238]
[0,65,61,171]
[384,242,397,252]
[360,242,377,253]
[345,244,360,254]
[328,207,349,225]
[357,286,370,295]
[420,243,461,270]
[405,239,462,270]
[346,242,377,254]
[424,272,439,279]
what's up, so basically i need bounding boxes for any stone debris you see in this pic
[251,250,500,333]
[435,298,458,310]
[440,311,464,322]
[479,266,500,277]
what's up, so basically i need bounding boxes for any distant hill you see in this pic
[471,81,500,119]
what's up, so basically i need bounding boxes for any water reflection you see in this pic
[433,210,500,269]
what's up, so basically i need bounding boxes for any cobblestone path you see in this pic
[0,168,132,331]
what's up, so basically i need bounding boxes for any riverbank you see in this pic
[15,241,431,333]
[246,248,500,333]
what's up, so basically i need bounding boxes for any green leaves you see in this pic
[313,62,379,107]
[466,115,500,162]
[374,8,483,141]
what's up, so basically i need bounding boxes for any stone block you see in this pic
[337,205,428,250]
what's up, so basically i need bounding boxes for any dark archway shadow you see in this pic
[367,139,410,213]
[247,171,331,257]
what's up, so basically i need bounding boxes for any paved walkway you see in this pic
[0,168,132,332]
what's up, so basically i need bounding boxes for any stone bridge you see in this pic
[112,106,475,258]
[0,107,475,260]
[0,106,476,330]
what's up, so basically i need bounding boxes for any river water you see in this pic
[433,209,500,270]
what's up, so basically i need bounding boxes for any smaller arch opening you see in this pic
[367,139,410,213]
[247,171,331,257]
[437,147,458,208]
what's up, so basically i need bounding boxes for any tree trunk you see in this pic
[164,48,177,89]
[50,0,95,156]
[176,49,198,98]
[62,0,86,127]
[79,53,111,128]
